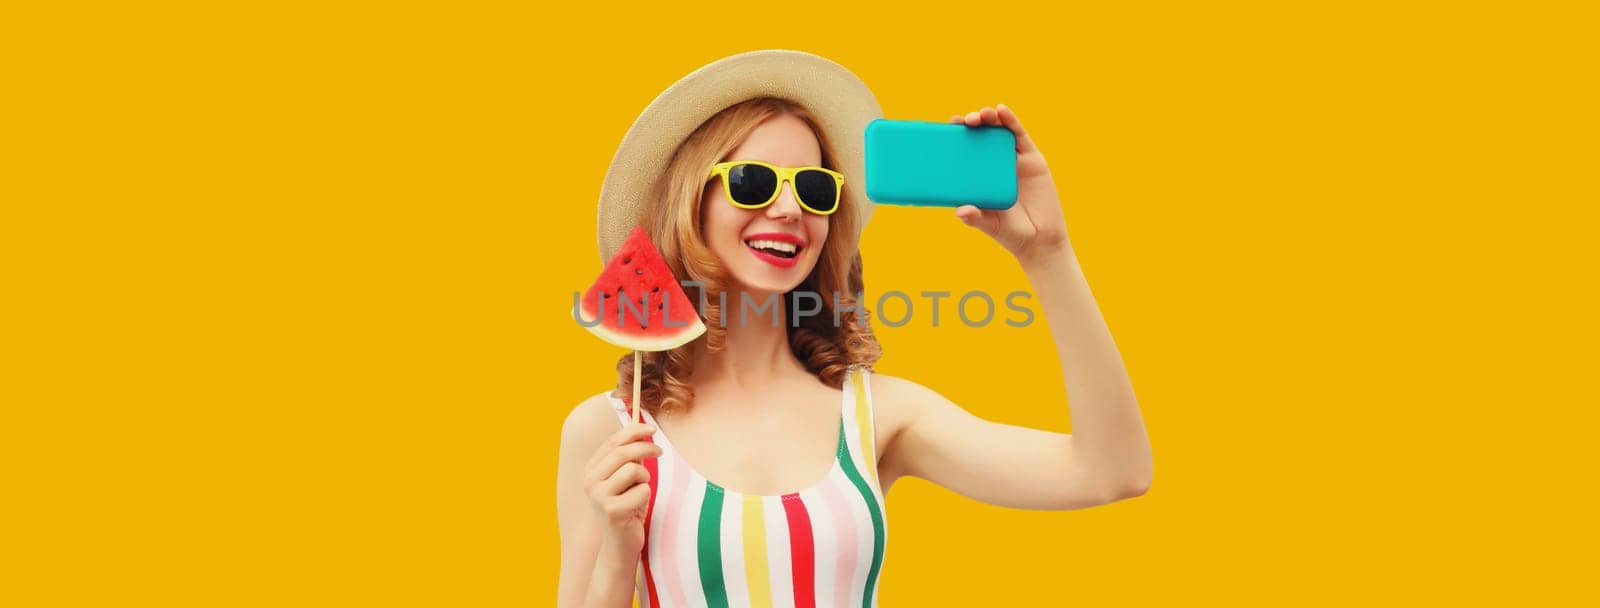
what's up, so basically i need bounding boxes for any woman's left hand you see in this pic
[950,104,1071,266]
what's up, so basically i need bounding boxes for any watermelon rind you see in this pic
[576,225,708,351]
[572,305,706,351]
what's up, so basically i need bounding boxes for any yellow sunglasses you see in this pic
[706,161,844,216]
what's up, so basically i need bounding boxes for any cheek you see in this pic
[807,216,830,252]
[702,198,765,254]
[701,193,737,242]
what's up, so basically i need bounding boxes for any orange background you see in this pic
[3,1,1596,605]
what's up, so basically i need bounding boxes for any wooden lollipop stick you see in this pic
[632,350,642,424]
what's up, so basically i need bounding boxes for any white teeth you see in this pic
[744,239,798,254]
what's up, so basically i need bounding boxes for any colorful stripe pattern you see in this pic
[609,367,887,607]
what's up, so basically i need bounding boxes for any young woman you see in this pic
[557,51,1151,608]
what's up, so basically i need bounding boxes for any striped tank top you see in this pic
[604,367,889,608]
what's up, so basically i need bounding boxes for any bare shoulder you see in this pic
[865,373,954,439]
[560,391,622,454]
[868,372,944,401]
[868,372,949,425]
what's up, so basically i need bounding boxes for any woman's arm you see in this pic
[876,244,1151,509]
[876,104,1151,509]
[556,395,641,608]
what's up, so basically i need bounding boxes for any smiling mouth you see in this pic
[744,239,800,259]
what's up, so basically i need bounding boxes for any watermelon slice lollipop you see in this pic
[575,226,706,421]
[577,226,707,350]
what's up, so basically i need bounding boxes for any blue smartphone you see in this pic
[864,119,1017,209]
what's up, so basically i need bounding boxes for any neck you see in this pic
[691,287,804,391]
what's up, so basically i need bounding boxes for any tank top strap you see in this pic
[842,366,883,494]
[604,390,660,428]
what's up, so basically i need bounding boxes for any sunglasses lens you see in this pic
[794,170,839,213]
[725,163,778,206]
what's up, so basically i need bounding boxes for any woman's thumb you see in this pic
[955,205,999,236]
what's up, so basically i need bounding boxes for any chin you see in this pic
[732,271,809,296]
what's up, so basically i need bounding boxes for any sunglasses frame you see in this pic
[706,161,845,216]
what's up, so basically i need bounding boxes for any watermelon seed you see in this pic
[651,286,659,292]
[634,268,644,275]
[622,257,631,265]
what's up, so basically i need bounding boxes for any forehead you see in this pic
[725,113,823,167]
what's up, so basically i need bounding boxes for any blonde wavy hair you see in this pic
[613,96,882,416]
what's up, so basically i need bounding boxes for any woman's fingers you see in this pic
[953,106,1005,128]
[621,481,652,503]
[588,440,663,485]
[955,205,979,226]
[596,460,651,499]
[957,202,1039,256]
[614,481,653,513]
[610,422,656,447]
[995,103,1037,153]
[586,422,655,463]
[953,104,1038,154]
[955,204,1002,237]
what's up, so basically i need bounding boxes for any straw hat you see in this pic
[595,49,882,264]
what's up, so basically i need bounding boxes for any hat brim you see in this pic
[596,49,882,264]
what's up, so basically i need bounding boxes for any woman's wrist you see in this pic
[597,532,641,563]
[584,540,640,608]
[1017,241,1075,276]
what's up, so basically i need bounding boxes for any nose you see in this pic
[766,182,803,221]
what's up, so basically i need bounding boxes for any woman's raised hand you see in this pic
[582,421,662,556]
[950,104,1071,266]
